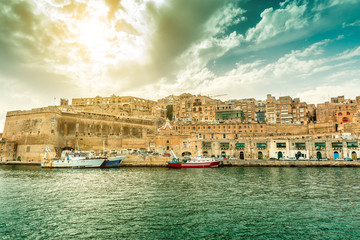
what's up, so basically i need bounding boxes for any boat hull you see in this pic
[168,161,220,168]
[41,158,105,168]
[102,155,126,168]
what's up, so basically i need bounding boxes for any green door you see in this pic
[278,152,283,159]
[316,151,322,160]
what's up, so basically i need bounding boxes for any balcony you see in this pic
[220,142,230,149]
[315,142,325,150]
[235,143,245,149]
[276,143,286,148]
[295,142,306,149]
[347,142,358,148]
[332,142,343,149]
[257,143,267,149]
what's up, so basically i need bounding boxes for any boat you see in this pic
[41,147,105,168]
[102,155,127,168]
[167,150,220,168]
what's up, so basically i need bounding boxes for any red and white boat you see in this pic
[168,151,220,168]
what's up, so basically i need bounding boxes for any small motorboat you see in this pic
[102,155,127,168]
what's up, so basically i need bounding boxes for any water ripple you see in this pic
[1,166,360,239]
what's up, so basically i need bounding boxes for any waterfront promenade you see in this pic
[2,155,360,167]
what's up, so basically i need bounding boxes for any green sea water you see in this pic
[1,165,360,239]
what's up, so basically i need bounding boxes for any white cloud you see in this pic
[130,35,360,103]
[246,1,308,43]
[296,79,360,104]
[312,0,359,11]
[293,39,331,57]
[343,20,360,27]
[334,46,360,60]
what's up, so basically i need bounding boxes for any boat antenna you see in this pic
[170,150,178,160]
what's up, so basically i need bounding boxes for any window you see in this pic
[276,143,286,148]
[235,143,245,149]
[295,143,306,149]
[220,142,229,149]
[257,143,266,149]
[347,142,358,148]
[332,142,343,148]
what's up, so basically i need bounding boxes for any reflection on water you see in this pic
[1,166,360,239]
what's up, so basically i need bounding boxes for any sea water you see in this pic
[1,165,360,239]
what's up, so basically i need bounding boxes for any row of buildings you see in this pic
[1,93,360,162]
[158,94,360,126]
[151,120,360,161]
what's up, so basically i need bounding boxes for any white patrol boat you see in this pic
[41,147,105,168]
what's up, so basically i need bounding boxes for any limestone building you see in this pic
[1,93,360,163]
[1,96,162,162]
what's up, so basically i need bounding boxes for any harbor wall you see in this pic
[121,155,169,166]
[2,157,360,168]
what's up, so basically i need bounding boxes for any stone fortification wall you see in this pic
[343,123,360,134]
[265,124,309,135]
[2,106,158,162]
[309,122,336,134]
[122,155,169,166]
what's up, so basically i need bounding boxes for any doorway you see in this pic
[352,151,357,160]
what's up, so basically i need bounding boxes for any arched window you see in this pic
[347,112,350,115]
[338,112,342,116]
[182,152,191,156]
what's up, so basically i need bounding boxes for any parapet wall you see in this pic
[266,124,309,135]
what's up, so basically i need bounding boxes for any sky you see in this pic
[1,0,360,131]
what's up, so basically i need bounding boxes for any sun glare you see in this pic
[77,18,108,54]
[71,3,146,64]
[32,0,153,90]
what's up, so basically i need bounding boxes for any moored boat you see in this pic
[41,148,105,168]
[168,151,220,168]
[102,155,127,168]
